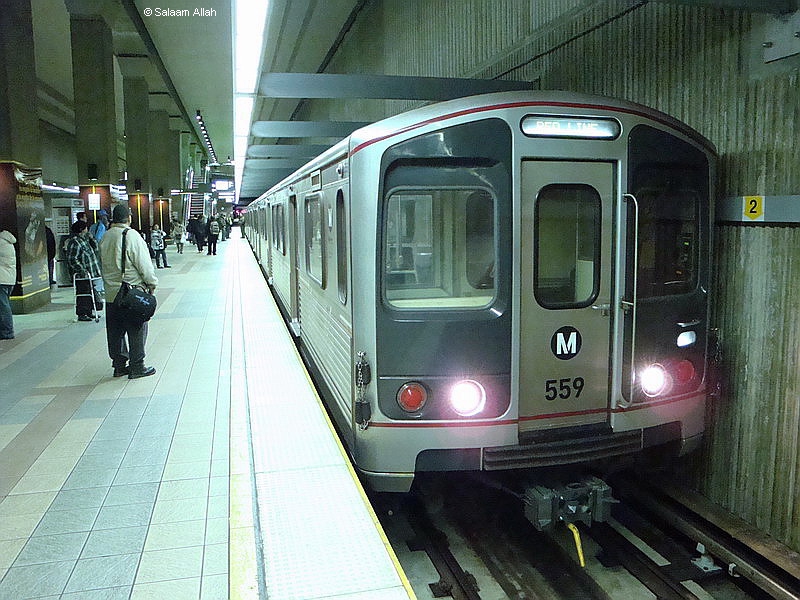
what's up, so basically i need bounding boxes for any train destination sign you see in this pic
[521,115,621,139]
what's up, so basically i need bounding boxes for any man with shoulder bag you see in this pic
[99,204,158,379]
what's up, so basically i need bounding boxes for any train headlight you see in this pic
[640,364,669,397]
[449,380,486,416]
[397,382,428,413]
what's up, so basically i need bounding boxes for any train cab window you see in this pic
[628,125,708,298]
[304,194,325,287]
[383,187,496,309]
[534,185,600,308]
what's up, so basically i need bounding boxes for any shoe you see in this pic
[157,266,163,269]
[164,265,171,268]
[78,315,93,321]
[128,366,156,379]
[0,336,14,340]
[113,366,130,377]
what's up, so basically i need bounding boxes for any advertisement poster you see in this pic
[0,163,50,311]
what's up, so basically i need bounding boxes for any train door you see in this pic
[288,195,301,335]
[519,160,615,432]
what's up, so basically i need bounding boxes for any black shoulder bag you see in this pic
[112,229,157,322]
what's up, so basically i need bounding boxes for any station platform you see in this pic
[0,228,415,599]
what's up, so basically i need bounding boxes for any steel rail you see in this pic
[615,476,800,600]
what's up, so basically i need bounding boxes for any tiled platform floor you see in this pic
[0,227,414,600]
[0,233,241,599]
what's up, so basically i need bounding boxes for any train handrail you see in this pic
[620,193,639,409]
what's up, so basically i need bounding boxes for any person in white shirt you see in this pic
[99,204,158,379]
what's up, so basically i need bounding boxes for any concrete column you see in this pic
[69,15,117,185]
[0,0,41,166]
[0,2,50,312]
[148,109,171,197]
[123,77,150,195]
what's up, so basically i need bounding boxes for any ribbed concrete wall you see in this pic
[305,0,800,551]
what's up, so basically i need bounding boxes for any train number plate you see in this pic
[544,377,585,401]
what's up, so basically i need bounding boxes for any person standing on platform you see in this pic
[45,225,56,284]
[206,216,219,255]
[170,217,185,254]
[99,204,158,379]
[0,230,17,340]
[150,223,170,268]
[194,214,206,254]
[89,209,109,242]
[65,220,103,322]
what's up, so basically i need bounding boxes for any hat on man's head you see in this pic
[98,209,108,217]
[112,204,130,223]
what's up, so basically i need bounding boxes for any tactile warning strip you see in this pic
[234,239,413,600]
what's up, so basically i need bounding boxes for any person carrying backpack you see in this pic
[206,216,220,256]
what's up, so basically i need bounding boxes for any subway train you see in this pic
[243,91,715,495]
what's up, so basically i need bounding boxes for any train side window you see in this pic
[383,187,496,309]
[304,194,325,287]
[534,184,600,308]
[336,190,347,304]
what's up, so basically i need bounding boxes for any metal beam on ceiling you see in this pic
[652,0,797,13]
[251,121,370,138]
[245,158,308,170]
[261,72,534,100]
[247,144,331,158]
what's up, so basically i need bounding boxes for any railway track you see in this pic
[373,470,798,599]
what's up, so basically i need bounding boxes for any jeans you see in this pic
[0,284,13,339]
[154,248,169,267]
[105,302,148,369]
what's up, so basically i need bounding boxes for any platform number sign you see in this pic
[550,326,582,360]
[743,195,764,221]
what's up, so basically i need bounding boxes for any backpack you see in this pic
[210,221,220,235]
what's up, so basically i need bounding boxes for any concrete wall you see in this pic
[307,0,800,551]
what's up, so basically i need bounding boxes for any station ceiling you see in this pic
[38,0,797,202]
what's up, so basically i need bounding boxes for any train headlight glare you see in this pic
[397,382,427,413]
[450,380,486,416]
[640,364,668,397]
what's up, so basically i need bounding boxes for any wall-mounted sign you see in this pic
[521,115,621,139]
[716,195,800,224]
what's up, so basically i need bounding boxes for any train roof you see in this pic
[349,90,716,156]
[250,90,716,205]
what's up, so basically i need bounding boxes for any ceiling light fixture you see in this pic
[233,0,268,201]
[194,109,218,164]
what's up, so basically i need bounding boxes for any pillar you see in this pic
[0,1,51,312]
[68,11,118,220]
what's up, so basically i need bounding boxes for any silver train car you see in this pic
[243,91,715,493]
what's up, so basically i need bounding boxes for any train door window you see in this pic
[304,194,325,287]
[336,190,347,304]
[383,187,496,309]
[534,185,600,308]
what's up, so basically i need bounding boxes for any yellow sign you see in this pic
[743,196,764,221]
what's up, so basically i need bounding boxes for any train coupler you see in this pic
[354,351,372,430]
[522,476,616,531]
